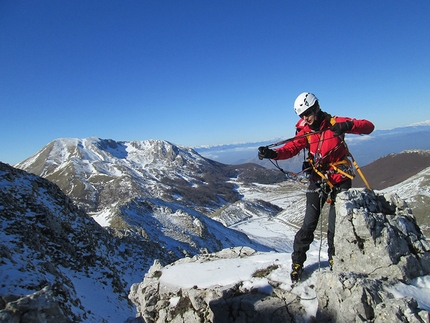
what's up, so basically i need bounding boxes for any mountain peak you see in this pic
[17,137,206,174]
[15,137,244,215]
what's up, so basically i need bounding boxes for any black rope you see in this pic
[268,159,307,179]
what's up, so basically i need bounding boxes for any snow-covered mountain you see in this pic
[17,137,235,213]
[15,139,280,261]
[16,137,284,216]
[195,120,430,170]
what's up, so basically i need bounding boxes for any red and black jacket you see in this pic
[275,113,374,185]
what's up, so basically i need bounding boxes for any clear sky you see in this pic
[1,1,429,165]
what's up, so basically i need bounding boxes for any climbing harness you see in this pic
[309,150,372,192]
[265,128,372,191]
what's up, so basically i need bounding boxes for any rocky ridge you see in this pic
[316,190,430,322]
[129,189,430,323]
[0,162,152,322]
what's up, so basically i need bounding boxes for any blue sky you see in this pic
[1,1,429,165]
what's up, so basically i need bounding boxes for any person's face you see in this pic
[300,108,318,125]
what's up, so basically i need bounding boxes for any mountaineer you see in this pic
[258,92,374,282]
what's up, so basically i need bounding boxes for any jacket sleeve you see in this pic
[336,117,374,135]
[274,131,308,160]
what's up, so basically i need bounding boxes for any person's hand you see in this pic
[258,146,278,160]
[330,121,354,136]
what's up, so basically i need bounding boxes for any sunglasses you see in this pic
[300,107,315,118]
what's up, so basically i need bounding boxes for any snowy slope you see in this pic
[380,166,430,199]
[106,196,273,258]
[0,162,143,322]
[213,179,308,252]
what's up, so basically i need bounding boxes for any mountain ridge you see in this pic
[16,138,285,214]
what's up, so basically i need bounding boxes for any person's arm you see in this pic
[330,117,374,136]
[273,131,308,160]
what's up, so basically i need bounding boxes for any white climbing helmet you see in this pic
[294,92,318,116]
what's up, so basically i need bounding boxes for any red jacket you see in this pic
[275,113,374,184]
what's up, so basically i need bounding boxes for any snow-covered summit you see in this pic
[17,137,207,176]
[16,138,235,214]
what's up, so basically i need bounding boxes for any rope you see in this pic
[268,159,307,179]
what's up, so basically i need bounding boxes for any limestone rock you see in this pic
[333,189,430,281]
[129,247,308,323]
[0,286,69,323]
[316,189,430,322]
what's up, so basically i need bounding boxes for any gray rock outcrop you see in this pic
[129,247,308,323]
[0,286,70,323]
[316,189,430,322]
[129,189,430,323]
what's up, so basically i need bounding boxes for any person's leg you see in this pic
[292,182,324,266]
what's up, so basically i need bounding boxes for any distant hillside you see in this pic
[353,150,430,190]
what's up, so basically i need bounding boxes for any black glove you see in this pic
[258,146,278,160]
[330,121,354,136]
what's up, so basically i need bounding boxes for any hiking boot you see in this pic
[290,263,303,283]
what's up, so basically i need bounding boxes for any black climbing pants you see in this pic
[291,179,351,266]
